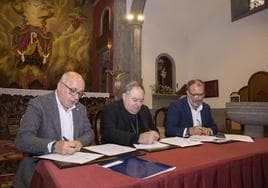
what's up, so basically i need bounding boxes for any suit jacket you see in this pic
[14,92,94,188]
[100,99,158,146]
[165,97,217,137]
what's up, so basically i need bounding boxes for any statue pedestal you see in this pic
[152,94,178,109]
[226,102,268,138]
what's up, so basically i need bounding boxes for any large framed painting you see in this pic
[231,0,267,21]
[0,0,93,90]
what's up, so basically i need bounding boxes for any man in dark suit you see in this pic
[165,79,217,137]
[100,81,159,146]
[14,71,94,188]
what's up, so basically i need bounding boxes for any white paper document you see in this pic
[189,135,226,142]
[36,152,104,164]
[160,137,202,147]
[225,134,254,142]
[84,144,136,156]
[134,141,170,150]
[190,134,254,143]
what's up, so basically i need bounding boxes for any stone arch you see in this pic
[155,53,176,92]
[100,7,111,36]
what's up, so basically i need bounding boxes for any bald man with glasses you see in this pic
[100,81,159,146]
[165,79,217,138]
[14,71,94,188]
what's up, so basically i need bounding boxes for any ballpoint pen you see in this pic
[62,136,77,149]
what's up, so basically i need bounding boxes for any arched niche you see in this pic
[100,7,111,36]
[155,54,176,92]
[98,7,112,92]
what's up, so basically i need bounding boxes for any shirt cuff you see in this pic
[48,141,56,153]
[183,128,188,137]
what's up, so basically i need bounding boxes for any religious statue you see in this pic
[106,68,128,99]
[160,67,167,85]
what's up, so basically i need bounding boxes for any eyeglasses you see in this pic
[61,81,84,98]
[188,90,205,98]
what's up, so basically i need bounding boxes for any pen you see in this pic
[62,136,77,149]
[63,136,69,141]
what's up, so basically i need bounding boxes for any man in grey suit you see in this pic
[14,71,95,188]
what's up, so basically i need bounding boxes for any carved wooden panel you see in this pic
[238,86,248,102]
[0,94,109,139]
[248,71,268,102]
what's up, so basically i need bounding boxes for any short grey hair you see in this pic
[186,79,204,91]
[124,81,145,94]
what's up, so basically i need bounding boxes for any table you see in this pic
[31,138,268,188]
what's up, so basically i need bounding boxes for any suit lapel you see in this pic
[200,106,206,124]
[119,101,130,127]
[72,105,80,138]
[182,97,193,124]
[50,93,61,139]
[138,108,149,131]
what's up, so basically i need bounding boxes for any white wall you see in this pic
[142,0,268,108]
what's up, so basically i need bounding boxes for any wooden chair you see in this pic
[92,109,102,145]
[153,107,168,138]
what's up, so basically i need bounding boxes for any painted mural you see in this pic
[0,0,93,90]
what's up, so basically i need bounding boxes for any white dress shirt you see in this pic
[182,97,203,137]
[47,91,75,152]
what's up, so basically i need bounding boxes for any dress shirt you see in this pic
[47,92,75,152]
[183,97,203,137]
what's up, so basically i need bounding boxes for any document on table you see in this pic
[160,137,202,147]
[189,134,254,143]
[84,144,136,156]
[189,135,226,142]
[36,152,104,164]
[134,141,170,150]
[225,134,254,142]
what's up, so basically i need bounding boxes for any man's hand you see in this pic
[53,140,82,155]
[188,126,203,136]
[201,127,213,136]
[138,130,159,144]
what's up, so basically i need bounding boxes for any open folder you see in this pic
[99,156,176,179]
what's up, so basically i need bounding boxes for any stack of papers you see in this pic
[189,134,254,143]
[84,144,136,156]
[134,141,170,150]
[189,135,223,142]
[99,156,176,179]
[160,137,202,147]
[225,134,254,142]
[36,152,103,164]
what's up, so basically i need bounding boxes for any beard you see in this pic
[189,97,202,108]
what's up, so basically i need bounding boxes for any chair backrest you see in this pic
[92,109,102,145]
[153,107,168,138]
[238,86,248,101]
